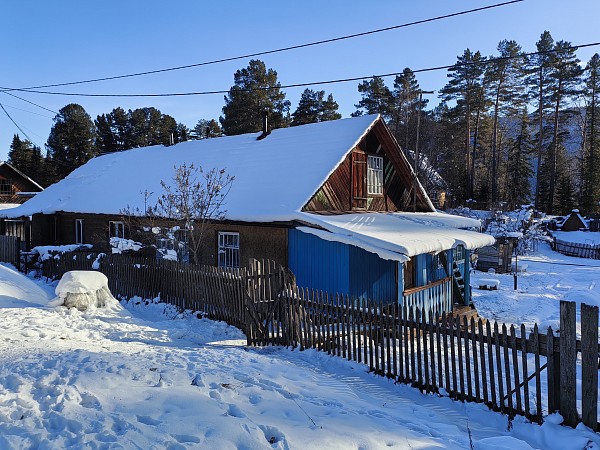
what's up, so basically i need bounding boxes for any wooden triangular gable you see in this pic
[302,117,434,214]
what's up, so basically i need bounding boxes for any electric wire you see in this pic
[0,91,59,115]
[2,0,524,92]
[2,41,597,98]
[0,102,39,145]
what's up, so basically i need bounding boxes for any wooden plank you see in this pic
[503,324,513,411]
[511,325,522,413]
[416,308,423,390]
[386,304,392,377]
[449,314,457,399]
[494,322,504,412]
[547,327,558,414]
[521,324,530,419]
[410,307,416,383]
[369,299,375,372]
[436,311,443,393]
[442,311,450,392]
[404,305,410,383]
[392,303,399,379]
[479,319,489,405]
[471,318,480,402]
[429,309,436,393]
[559,301,577,428]
[581,303,599,431]
[463,316,472,402]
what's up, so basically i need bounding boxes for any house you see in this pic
[558,209,588,232]
[0,162,43,247]
[2,115,494,312]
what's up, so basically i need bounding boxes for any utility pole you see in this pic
[413,90,434,212]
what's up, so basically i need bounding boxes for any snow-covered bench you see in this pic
[51,271,118,311]
[477,279,500,290]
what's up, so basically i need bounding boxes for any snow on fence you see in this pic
[554,238,600,260]
[38,253,600,431]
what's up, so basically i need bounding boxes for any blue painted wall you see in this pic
[288,229,349,295]
[288,229,397,302]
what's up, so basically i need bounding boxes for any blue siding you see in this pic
[288,229,350,295]
[288,229,397,302]
[349,246,397,302]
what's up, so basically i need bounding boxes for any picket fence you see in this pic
[38,253,600,431]
[554,238,600,260]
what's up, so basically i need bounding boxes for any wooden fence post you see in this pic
[581,303,599,431]
[546,326,560,414]
[559,301,578,428]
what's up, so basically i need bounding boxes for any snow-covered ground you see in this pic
[0,256,599,449]
[472,242,600,334]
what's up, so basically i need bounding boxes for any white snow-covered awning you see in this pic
[297,212,496,260]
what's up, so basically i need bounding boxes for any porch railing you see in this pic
[403,277,452,314]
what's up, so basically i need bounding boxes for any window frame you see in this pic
[0,180,12,196]
[455,244,466,263]
[367,155,384,196]
[75,219,84,244]
[218,231,240,268]
[108,220,125,239]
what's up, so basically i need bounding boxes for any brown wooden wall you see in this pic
[303,119,433,214]
[30,213,289,268]
[0,164,43,205]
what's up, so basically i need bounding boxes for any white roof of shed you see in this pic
[298,212,496,260]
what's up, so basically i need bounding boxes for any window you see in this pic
[218,232,240,268]
[455,245,465,262]
[367,155,384,195]
[0,180,12,195]
[75,219,84,244]
[109,221,125,239]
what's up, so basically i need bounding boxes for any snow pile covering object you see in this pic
[52,271,120,311]
[31,244,92,261]
[110,237,142,254]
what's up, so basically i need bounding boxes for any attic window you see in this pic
[367,155,384,195]
[0,180,12,195]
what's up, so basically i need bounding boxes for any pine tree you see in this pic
[352,76,394,120]
[220,60,291,135]
[191,119,222,139]
[582,54,600,214]
[95,107,129,153]
[440,49,487,201]
[8,134,45,185]
[46,104,97,181]
[527,31,556,211]
[545,40,582,213]
[390,68,427,151]
[505,109,534,208]
[485,40,525,204]
[291,89,341,126]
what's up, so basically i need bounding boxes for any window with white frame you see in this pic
[75,219,84,244]
[109,221,125,239]
[218,232,240,268]
[367,155,384,195]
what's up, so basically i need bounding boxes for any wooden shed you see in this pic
[475,235,519,274]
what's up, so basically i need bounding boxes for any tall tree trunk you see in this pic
[534,69,544,212]
[465,103,472,200]
[491,91,500,204]
[471,107,481,203]
[549,80,563,213]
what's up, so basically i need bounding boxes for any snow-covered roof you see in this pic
[298,212,496,260]
[5,115,383,221]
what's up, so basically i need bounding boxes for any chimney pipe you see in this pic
[257,110,271,140]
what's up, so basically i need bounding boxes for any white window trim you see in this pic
[109,221,125,239]
[367,155,384,195]
[75,219,84,244]
[218,232,240,268]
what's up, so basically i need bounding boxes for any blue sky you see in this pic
[1,0,599,162]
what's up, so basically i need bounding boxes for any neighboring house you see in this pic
[0,162,43,247]
[2,115,494,311]
[558,209,588,232]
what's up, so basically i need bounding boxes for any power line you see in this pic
[0,91,59,115]
[0,102,55,119]
[2,0,524,91]
[2,41,598,98]
[0,102,38,145]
